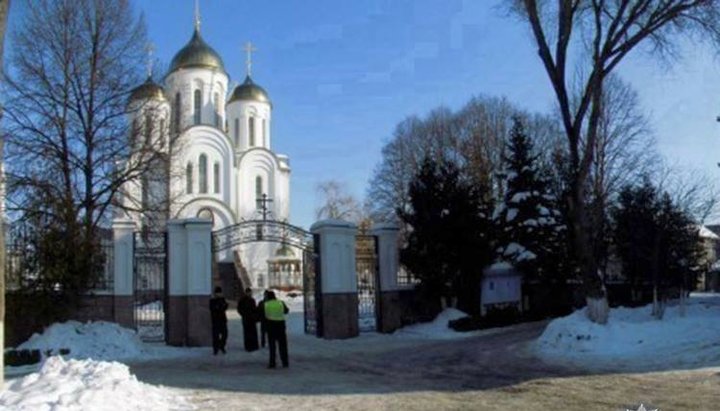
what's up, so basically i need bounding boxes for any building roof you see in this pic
[169,29,225,73]
[128,77,166,103]
[228,76,271,105]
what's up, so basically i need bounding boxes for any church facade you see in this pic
[120,21,293,289]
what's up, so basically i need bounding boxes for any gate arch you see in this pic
[211,220,321,336]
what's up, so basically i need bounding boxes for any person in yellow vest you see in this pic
[262,290,290,368]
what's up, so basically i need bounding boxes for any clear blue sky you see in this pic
[11,1,720,229]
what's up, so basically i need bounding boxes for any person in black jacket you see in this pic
[237,287,259,352]
[209,286,229,355]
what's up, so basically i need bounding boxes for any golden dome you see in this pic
[129,77,166,103]
[274,244,296,258]
[228,76,271,105]
[169,29,225,73]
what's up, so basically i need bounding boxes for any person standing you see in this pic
[262,290,290,368]
[209,286,228,355]
[237,287,260,352]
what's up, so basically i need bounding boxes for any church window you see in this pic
[194,89,202,125]
[141,175,149,210]
[234,118,239,146]
[214,92,220,127]
[159,119,165,148]
[213,162,220,193]
[186,163,193,194]
[174,93,181,133]
[249,117,255,147]
[255,176,262,208]
[262,119,267,146]
[144,114,152,146]
[199,154,208,193]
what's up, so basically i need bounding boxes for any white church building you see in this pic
[119,15,293,288]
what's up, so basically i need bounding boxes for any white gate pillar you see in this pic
[311,220,358,339]
[167,218,213,346]
[372,223,403,333]
[112,219,135,328]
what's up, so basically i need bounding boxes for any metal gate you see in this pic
[356,234,379,332]
[133,231,167,342]
[303,235,321,336]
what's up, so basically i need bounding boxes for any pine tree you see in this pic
[398,157,492,315]
[495,119,562,282]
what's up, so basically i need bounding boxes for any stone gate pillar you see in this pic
[311,220,358,339]
[112,219,135,328]
[372,223,403,333]
[167,218,213,346]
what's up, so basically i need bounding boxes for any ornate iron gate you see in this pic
[211,220,320,336]
[133,231,167,342]
[356,234,379,332]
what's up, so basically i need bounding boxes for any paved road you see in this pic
[129,311,720,410]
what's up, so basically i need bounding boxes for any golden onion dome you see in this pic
[274,244,296,258]
[128,77,166,103]
[228,75,271,105]
[169,29,225,73]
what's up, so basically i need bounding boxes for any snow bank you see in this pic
[535,294,720,370]
[394,308,471,339]
[0,356,193,411]
[16,321,203,362]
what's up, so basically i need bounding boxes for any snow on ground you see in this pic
[392,308,472,339]
[0,356,193,411]
[16,321,204,363]
[535,293,720,370]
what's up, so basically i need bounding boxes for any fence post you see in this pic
[112,219,136,328]
[310,219,358,339]
[166,218,212,346]
[371,223,403,333]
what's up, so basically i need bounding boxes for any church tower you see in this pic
[122,4,292,288]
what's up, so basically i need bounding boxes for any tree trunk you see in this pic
[0,0,11,389]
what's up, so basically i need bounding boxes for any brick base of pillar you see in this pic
[113,296,134,329]
[321,293,359,339]
[167,295,211,347]
[378,291,403,333]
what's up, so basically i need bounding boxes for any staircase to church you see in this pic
[214,250,253,302]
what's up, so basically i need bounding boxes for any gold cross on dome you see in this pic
[244,41,257,76]
[194,0,201,31]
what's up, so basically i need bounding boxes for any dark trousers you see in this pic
[212,322,228,354]
[260,320,267,347]
[267,321,288,367]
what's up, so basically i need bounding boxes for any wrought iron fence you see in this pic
[133,230,167,342]
[356,234,379,332]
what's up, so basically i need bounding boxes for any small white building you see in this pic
[480,262,523,316]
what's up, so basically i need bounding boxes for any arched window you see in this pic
[193,89,202,125]
[159,119,165,149]
[144,114,152,145]
[255,176,262,208]
[249,117,255,147]
[199,154,208,193]
[214,92,220,127]
[213,162,220,193]
[234,118,239,146]
[174,93,181,133]
[262,119,267,147]
[185,163,193,194]
[141,176,149,209]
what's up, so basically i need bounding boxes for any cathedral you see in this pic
[120,13,294,289]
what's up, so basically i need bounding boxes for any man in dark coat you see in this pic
[237,287,259,352]
[258,292,269,348]
[261,290,290,368]
[209,286,228,355]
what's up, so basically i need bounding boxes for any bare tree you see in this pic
[511,0,720,323]
[2,0,150,297]
[0,0,10,388]
[315,180,365,223]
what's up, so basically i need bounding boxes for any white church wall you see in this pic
[165,68,228,133]
[226,100,271,152]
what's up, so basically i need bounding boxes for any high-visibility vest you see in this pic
[264,300,285,322]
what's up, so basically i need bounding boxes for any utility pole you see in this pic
[0,0,11,389]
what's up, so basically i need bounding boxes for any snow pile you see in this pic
[0,356,194,411]
[16,321,203,362]
[536,294,720,370]
[394,308,471,339]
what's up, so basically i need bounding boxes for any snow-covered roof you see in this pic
[698,225,720,240]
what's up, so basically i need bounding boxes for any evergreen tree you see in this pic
[398,157,492,315]
[496,119,562,282]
